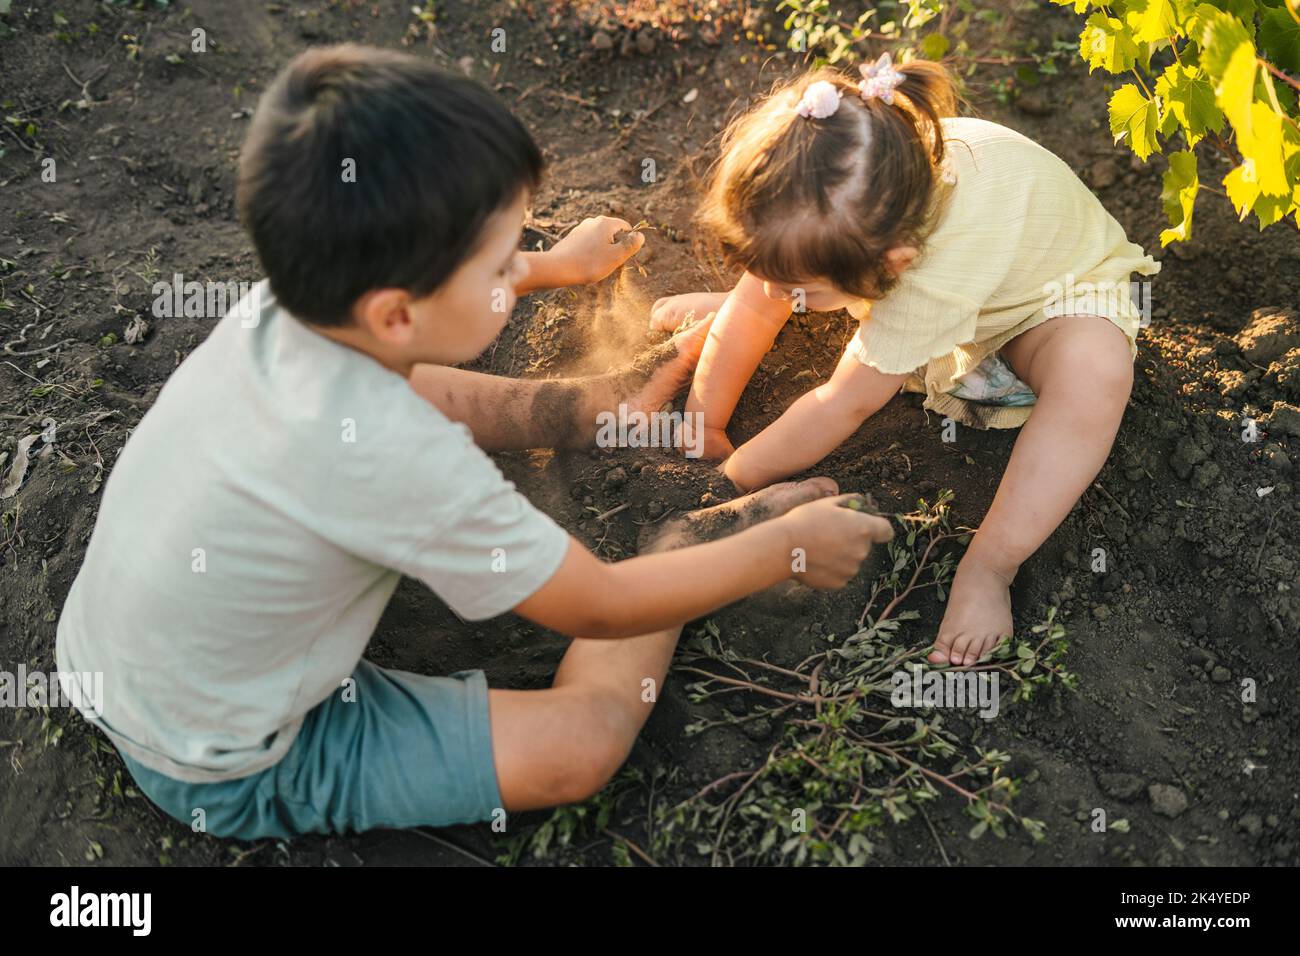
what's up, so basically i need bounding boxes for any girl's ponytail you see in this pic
[867,58,959,167]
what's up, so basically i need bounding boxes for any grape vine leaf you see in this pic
[1126,0,1180,44]
[1109,84,1162,159]
[1159,149,1199,244]
[1081,12,1140,73]
[1155,63,1224,144]
[1216,41,1258,144]
[1259,7,1300,75]
[1196,5,1253,78]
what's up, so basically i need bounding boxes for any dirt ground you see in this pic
[1,0,1297,867]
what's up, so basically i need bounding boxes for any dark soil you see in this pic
[1,0,1297,867]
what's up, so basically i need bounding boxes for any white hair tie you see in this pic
[794,80,843,120]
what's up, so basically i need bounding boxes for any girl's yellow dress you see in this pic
[845,116,1161,429]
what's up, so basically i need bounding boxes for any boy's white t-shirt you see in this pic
[54,281,571,784]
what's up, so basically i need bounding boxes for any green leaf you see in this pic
[1159,149,1199,244]
[1049,0,1092,13]
[1216,41,1257,144]
[1125,0,1178,45]
[1081,12,1140,73]
[1223,159,1260,219]
[1259,7,1300,75]
[920,32,950,60]
[1197,6,1252,78]
[1155,63,1223,145]
[1108,84,1162,160]
[1239,102,1292,198]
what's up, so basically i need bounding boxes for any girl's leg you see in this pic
[930,314,1133,665]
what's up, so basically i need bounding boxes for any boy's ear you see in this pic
[353,288,414,343]
[884,245,919,276]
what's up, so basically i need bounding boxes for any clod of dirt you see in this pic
[1265,402,1300,439]
[1088,159,1118,190]
[1234,307,1299,365]
[1265,348,1300,402]
[1170,434,1209,480]
[1149,783,1189,819]
[1262,443,1293,473]
[591,30,613,51]
[1191,460,1221,489]
[1014,90,1054,116]
[1097,772,1145,801]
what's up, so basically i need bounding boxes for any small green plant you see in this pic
[519,493,1073,866]
[777,0,946,64]
[493,769,641,865]
[639,493,1071,865]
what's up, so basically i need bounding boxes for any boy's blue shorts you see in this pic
[117,659,503,840]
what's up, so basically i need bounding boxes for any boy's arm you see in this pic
[685,272,794,459]
[723,351,908,492]
[515,216,644,294]
[407,318,711,451]
[514,496,893,638]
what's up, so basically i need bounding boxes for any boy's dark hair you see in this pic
[237,45,543,326]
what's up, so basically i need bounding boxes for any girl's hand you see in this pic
[547,216,644,286]
[698,426,736,462]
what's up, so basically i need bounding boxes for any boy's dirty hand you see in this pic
[778,494,894,590]
[549,216,644,285]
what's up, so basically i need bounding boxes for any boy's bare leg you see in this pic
[407,318,712,451]
[930,314,1133,666]
[486,476,839,811]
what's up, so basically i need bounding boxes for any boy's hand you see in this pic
[776,494,894,589]
[548,216,644,286]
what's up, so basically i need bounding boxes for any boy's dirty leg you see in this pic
[407,317,713,452]
[485,477,837,813]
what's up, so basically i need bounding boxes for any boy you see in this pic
[54,45,892,839]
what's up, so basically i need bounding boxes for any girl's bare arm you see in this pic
[684,271,794,457]
[724,351,908,491]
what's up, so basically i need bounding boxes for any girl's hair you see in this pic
[698,59,959,301]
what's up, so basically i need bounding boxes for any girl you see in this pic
[652,55,1159,668]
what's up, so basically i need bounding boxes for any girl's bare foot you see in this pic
[929,553,1016,666]
[649,291,729,333]
[618,314,714,418]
